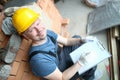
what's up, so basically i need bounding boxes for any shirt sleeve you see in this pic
[30,54,57,77]
[47,30,58,40]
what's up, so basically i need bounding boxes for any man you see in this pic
[12,8,96,80]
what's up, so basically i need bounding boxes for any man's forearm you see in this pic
[62,61,82,80]
[66,38,82,46]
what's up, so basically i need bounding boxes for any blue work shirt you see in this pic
[29,30,58,77]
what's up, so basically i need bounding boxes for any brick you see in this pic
[0,12,5,25]
[15,39,31,61]
[10,61,20,76]
[45,0,52,15]
[22,53,29,61]
[15,48,29,62]
[8,76,16,80]
[22,68,40,80]
[37,0,48,10]
[0,29,6,42]
[16,61,26,80]
[0,36,9,48]
[31,75,40,80]
[61,18,70,26]
[24,62,31,73]
[21,49,29,61]
[21,72,33,80]
[19,38,32,51]
[0,12,6,42]
[15,49,25,62]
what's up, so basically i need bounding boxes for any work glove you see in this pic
[78,52,90,66]
[81,36,97,43]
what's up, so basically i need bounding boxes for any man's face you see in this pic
[24,18,47,41]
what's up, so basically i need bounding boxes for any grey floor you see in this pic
[55,0,110,80]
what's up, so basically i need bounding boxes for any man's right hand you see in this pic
[78,52,90,66]
[81,36,96,43]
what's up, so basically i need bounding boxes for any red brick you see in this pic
[37,0,48,10]
[8,76,16,80]
[15,50,25,62]
[31,75,41,80]
[0,29,6,41]
[16,61,26,80]
[0,36,9,48]
[61,18,70,26]
[10,61,20,76]
[21,72,33,80]
[19,38,32,51]
[0,12,5,26]
[24,62,31,72]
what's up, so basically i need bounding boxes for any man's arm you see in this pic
[57,35,82,46]
[44,62,82,80]
[43,35,85,80]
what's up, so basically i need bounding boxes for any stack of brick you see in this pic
[0,0,69,80]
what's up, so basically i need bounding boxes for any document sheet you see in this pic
[70,38,111,75]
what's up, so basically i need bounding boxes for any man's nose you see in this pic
[35,27,41,32]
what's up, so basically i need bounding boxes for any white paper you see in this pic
[70,38,111,75]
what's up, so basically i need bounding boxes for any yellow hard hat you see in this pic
[12,8,40,34]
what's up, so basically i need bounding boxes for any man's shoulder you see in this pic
[47,29,58,39]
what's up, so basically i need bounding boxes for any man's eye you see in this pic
[28,29,33,33]
[36,23,40,26]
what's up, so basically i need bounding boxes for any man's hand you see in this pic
[81,36,96,43]
[78,52,90,66]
